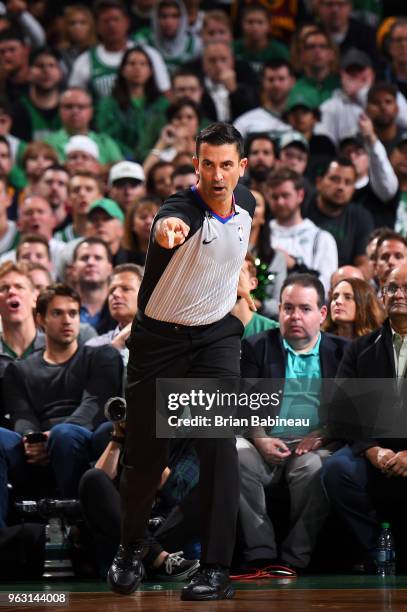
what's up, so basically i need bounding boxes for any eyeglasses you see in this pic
[60,103,91,110]
[384,283,407,296]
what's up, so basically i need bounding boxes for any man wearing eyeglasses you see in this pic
[322,264,407,572]
[47,88,122,165]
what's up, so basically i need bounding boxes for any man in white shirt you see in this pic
[233,59,294,139]
[264,167,338,296]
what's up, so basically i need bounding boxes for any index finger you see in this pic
[165,227,175,248]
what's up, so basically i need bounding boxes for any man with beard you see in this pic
[243,133,276,193]
[263,168,337,295]
[306,158,374,271]
[36,165,70,232]
[366,83,403,156]
[73,237,115,334]
[233,59,293,139]
[11,46,63,142]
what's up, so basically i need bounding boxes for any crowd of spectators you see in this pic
[0,0,406,581]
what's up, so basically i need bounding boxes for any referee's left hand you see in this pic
[237,268,257,311]
[155,217,190,249]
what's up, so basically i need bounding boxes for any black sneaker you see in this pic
[181,567,234,601]
[148,551,200,582]
[107,543,146,595]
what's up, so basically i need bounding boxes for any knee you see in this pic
[79,468,109,503]
[321,451,354,494]
[287,452,323,482]
[48,424,90,457]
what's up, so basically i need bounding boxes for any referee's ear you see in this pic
[239,157,248,176]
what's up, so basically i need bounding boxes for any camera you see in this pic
[15,499,82,520]
[104,396,127,422]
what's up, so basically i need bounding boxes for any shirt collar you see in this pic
[283,332,322,357]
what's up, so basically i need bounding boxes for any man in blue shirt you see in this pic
[239,273,348,573]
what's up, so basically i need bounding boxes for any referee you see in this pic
[108,123,256,601]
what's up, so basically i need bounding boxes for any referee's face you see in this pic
[193,143,247,212]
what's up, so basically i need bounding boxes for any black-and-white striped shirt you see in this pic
[139,184,256,326]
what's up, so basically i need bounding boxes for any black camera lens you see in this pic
[104,397,127,422]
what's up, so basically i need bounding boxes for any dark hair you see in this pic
[36,283,81,317]
[110,263,143,282]
[0,135,10,154]
[172,67,203,87]
[196,122,244,159]
[376,230,407,254]
[157,0,180,15]
[245,132,275,156]
[324,277,384,337]
[112,46,159,109]
[242,3,269,20]
[0,26,25,45]
[166,97,201,124]
[16,233,51,259]
[146,161,174,195]
[93,0,128,18]
[280,273,325,309]
[172,164,195,180]
[39,163,69,179]
[262,58,294,77]
[319,156,356,178]
[73,237,113,263]
[122,197,160,251]
[367,82,398,103]
[265,167,304,191]
[0,95,13,117]
[29,46,61,65]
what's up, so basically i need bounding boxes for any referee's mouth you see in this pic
[212,185,226,194]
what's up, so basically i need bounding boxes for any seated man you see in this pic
[238,273,348,572]
[0,283,123,515]
[86,263,143,364]
[322,264,407,571]
[0,262,44,421]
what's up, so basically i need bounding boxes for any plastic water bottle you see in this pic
[375,522,396,576]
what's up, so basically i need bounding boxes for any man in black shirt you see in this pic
[0,284,122,503]
[108,123,256,601]
[306,158,374,272]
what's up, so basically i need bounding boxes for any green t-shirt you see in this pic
[289,74,340,106]
[46,128,122,165]
[242,312,279,340]
[20,96,61,141]
[95,94,169,159]
[233,39,289,75]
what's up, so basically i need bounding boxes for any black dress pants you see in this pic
[120,312,243,567]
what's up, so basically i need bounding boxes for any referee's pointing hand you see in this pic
[155,217,190,249]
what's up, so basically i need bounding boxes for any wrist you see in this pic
[110,434,125,445]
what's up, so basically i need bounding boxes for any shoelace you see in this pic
[231,564,297,581]
[164,551,185,574]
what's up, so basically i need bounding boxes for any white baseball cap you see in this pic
[108,161,145,186]
[65,135,99,159]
